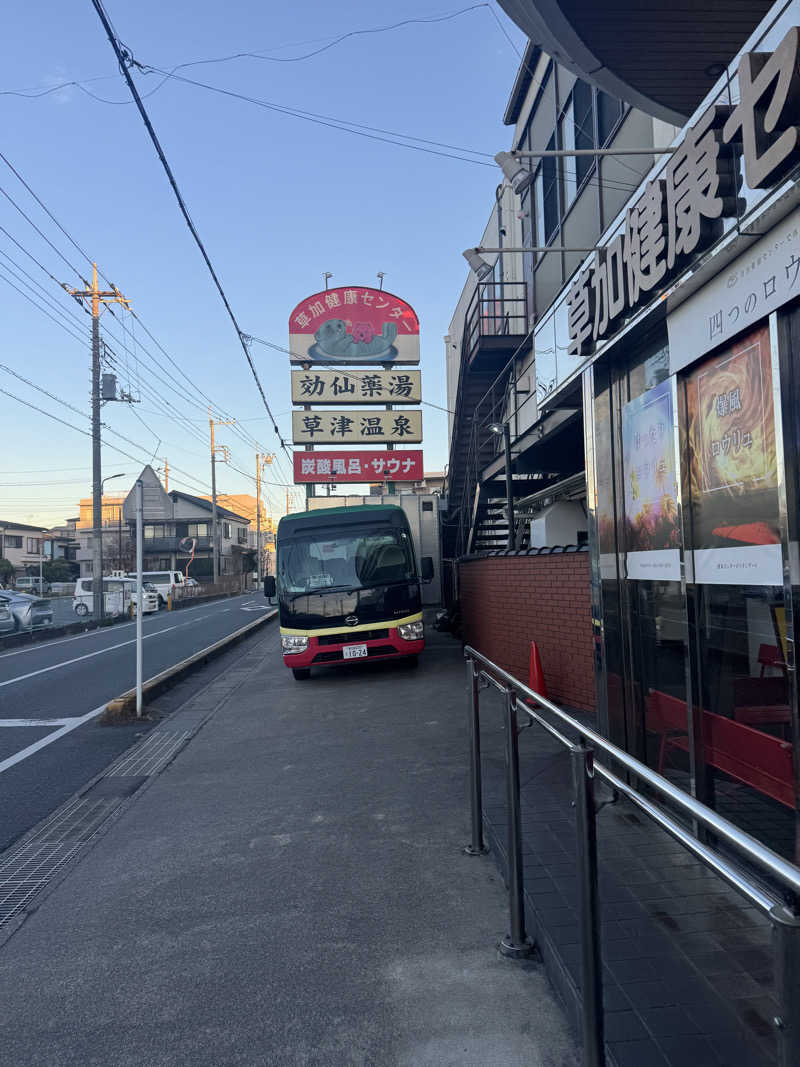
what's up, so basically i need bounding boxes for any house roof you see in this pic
[503,40,541,126]
[169,491,250,524]
[0,520,48,533]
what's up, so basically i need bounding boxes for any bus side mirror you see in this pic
[264,575,276,599]
[421,557,434,583]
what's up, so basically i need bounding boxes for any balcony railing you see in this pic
[464,280,527,362]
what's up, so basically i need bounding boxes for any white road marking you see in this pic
[0,705,107,774]
[0,627,179,689]
[0,595,250,661]
[0,719,74,727]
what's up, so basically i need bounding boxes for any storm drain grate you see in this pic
[109,730,191,778]
[0,797,117,927]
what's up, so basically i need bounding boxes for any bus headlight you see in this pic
[281,634,309,654]
[398,620,424,641]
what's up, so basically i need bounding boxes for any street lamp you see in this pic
[463,248,494,280]
[96,473,126,621]
[490,422,515,550]
[495,151,535,194]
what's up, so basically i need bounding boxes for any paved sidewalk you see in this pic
[0,624,578,1067]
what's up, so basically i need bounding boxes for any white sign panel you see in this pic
[626,549,682,582]
[668,207,800,373]
[291,369,421,405]
[692,544,783,586]
[292,408,422,445]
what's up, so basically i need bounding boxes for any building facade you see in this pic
[121,466,253,579]
[447,0,800,864]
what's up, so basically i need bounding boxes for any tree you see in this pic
[42,559,79,582]
[0,558,13,586]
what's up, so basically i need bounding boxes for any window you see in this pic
[4,535,22,549]
[598,92,623,145]
[187,522,208,538]
[541,133,559,242]
[237,527,248,545]
[572,80,595,186]
[559,100,577,209]
[26,537,41,554]
[222,522,232,539]
[144,524,165,540]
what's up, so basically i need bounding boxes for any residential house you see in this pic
[121,466,252,579]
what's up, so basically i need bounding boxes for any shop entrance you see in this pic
[588,315,798,859]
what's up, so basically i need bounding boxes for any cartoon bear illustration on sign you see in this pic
[309,319,399,363]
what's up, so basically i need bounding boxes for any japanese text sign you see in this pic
[288,286,419,365]
[667,206,800,370]
[290,369,421,405]
[291,409,422,445]
[567,26,800,359]
[293,450,424,483]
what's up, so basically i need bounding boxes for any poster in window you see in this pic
[622,379,681,580]
[685,324,782,585]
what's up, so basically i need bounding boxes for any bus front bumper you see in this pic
[282,627,424,670]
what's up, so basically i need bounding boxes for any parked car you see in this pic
[0,591,54,631]
[0,598,16,636]
[73,577,159,617]
[126,569,186,606]
[15,576,51,595]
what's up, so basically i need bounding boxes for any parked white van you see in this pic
[126,570,186,606]
[73,577,159,617]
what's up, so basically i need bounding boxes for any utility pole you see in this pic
[255,453,274,583]
[66,264,129,621]
[208,411,234,583]
[163,457,169,492]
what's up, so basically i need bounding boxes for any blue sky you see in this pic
[0,1,525,524]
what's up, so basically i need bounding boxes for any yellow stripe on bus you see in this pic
[280,612,423,638]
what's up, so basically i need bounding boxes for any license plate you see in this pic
[342,643,368,659]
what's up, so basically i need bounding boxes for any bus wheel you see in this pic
[292,668,311,681]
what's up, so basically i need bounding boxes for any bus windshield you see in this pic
[278,524,415,595]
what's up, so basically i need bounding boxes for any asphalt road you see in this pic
[0,594,273,853]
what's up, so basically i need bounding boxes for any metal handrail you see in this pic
[463,645,800,1067]
[467,646,800,897]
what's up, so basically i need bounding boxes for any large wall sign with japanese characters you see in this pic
[567,26,800,361]
[292,409,422,445]
[288,286,420,364]
[290,369,421,405]
[293,450,423,484]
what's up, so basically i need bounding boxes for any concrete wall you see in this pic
[458,551,595,711]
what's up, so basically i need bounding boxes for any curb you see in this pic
[101,608,277,722]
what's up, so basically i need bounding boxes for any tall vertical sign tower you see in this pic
[288,285,423,499]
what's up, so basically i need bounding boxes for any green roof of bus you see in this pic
[277,504,405,532]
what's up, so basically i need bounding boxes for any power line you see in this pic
[0,266,87,345]
[90,0,287,457]
[1,4,489,99]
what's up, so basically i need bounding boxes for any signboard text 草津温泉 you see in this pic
[290,369,421,405]
[567,26,800,359]
[293,450,424,483]
[288,286,420,365]
[291,409,422,445]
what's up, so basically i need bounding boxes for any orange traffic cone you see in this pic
[528,641,548,700]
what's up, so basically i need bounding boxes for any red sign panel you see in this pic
[288,286,420,365]
[293,450,423,483]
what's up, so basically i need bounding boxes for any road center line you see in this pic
[0,627,179,689]
[0,594,248,661]
[0,705,107,775]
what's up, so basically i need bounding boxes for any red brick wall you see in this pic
[459,552,596,712]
